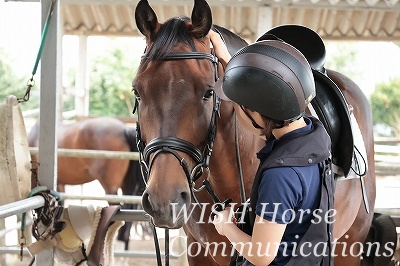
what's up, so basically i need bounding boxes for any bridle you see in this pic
[133,45,246,266]
[133,50,221,199]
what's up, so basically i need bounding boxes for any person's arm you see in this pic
[213,209,286,266]
[207,30,231,69]
[213,167,303,265]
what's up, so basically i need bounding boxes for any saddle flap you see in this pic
[311,70,354,176]
[87,205,124,266]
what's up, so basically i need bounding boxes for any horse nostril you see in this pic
[142,192,154,215]
[180,191,189,204]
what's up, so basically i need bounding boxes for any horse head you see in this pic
[134,0,219,228]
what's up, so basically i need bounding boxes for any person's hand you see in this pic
[207,29,231,68]
[212,207,236,236]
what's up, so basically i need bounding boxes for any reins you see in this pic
[234,113,247,203]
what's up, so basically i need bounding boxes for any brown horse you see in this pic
[27,116,145,250]
[133,0,378,265]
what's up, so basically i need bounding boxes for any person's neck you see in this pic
[272,117,307,139]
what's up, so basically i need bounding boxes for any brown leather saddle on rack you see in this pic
[261,25,354,177]
[27,204,123,266]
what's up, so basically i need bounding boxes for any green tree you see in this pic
[61,67,76,113]
[89,47,139,117]
[325,42,360,80]
[370,78,400,137]
[0,49,39,111]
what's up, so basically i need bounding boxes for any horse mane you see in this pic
[140,16,199,69]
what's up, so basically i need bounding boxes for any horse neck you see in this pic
[209,101,264,202]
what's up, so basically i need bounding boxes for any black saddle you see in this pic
[262,25,354,177]
[260,24,326,72]
[213,24,248,56]
[312,69,354,176]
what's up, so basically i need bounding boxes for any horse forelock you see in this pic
[140,17,199,69]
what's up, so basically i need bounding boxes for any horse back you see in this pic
[58,117,129,151]
[326,69,375,151]
[27,120,40,147]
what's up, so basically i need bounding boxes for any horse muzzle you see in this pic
[142,187,190,229]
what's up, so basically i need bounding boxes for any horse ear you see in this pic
[191,0,213,38]
[135,0,160,39]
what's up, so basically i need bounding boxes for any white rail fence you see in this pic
[27,137,400,177]
[374,138,400,176]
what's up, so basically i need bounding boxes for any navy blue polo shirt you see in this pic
[255,117,322,265]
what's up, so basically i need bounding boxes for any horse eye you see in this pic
[203,89,214,101]
[133,89,141,100]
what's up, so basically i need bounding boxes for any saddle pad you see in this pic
[344,113,368,180]
[0,95,31,205]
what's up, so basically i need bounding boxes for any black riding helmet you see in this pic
[217,38,316,122]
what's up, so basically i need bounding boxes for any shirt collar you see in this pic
[257,116,313,161]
